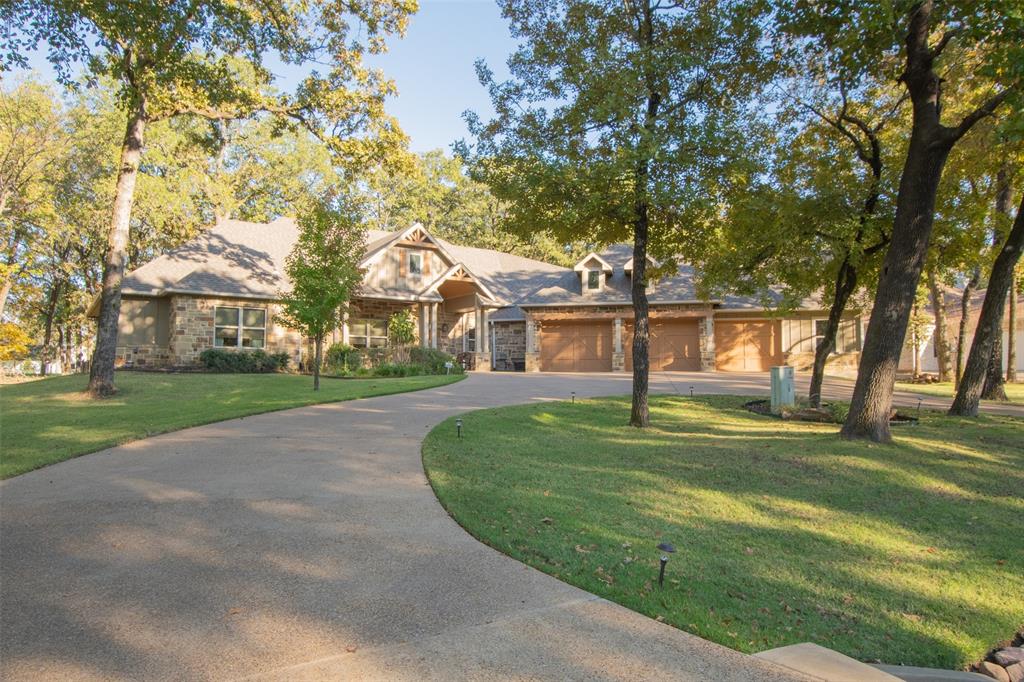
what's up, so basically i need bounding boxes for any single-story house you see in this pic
[903,287,1024,376]
[95,217,866,373]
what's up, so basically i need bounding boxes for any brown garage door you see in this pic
[625,319,701,371]
[540,321,613,372]
[715,320,781,371]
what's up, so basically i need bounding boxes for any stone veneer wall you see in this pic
[168,295,305,366]
[115,343,174,368]
[492,321,526,369]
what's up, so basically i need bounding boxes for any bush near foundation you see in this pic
[198,349,290,373]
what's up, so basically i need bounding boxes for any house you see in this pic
[902,287,1024,376]
[96,217,866,373]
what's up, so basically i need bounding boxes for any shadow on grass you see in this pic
[423,394,1024,669]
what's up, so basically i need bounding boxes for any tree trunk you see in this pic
[926,265,952,382]
[981,333,1007,400]
[809,257,858,408]
[0,275,11,321]
[1009,268,1018,382]
[841,1,960,442]
[40,278,64,376]
[950,194,1024,416]
[841,138,951,441]
[88,99,147,397]
[313,335,322,391]
[955,268,978,389]
[630,202,651,427]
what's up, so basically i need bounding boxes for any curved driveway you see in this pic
[3,371,1003,681]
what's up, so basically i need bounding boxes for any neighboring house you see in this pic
[93,217,866,373]
[904,287,1024,376]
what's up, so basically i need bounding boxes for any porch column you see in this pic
[341,311,350,345]
[474,300,491,371]
[431,303,439,348]
[418,303,426,347]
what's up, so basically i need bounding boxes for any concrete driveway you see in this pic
[0,372,1012,681]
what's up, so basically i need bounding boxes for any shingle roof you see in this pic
[121,218,391,299]
[119,218,837,314]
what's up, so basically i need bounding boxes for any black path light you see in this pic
[571,391,576,403]
[657,542,676,587]
[689,386,694,397]
[455,418,463,439]
[917,397,923,419]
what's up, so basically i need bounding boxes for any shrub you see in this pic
[198,348,290,373]
[325,343,362,372]
[828,401,850,424]
[374,362,425,377]
[409,347,462,374]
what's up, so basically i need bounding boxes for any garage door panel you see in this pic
[715,321,780,371]
[540,322,613,372]
[625,320,701,371]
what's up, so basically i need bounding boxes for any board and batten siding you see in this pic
[365,246,447,292]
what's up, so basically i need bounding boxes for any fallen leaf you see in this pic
[541,517,553,525]
[346,645,358,653]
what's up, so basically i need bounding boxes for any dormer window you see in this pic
[573,251,613,295]
[408,252,423,276]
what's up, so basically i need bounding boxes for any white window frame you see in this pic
[348,318,388,348]
[408,251,424,277]
[214,306,267,349]
[813,318,860,355]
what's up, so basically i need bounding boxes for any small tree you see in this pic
[278,196,365,391]
[0,322,31,376]
[388,309,416,363]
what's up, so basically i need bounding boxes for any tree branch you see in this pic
[944,88,1012,144]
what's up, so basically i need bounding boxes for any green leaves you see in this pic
[277,193,366,340]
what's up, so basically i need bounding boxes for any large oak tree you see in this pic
[2,0,415,395]
[462,0,767,426]
[779,0,1022,442]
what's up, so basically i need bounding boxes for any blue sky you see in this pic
[13,0,518,153]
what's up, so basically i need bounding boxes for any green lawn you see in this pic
[1,371,463,478]
[423,395,1023,669]
[895,381,1024,404]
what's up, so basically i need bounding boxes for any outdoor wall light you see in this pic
[657,542,676,588]
[455,418,463,439]
[441,322,449,333]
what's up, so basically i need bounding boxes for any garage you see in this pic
[540,321,613,372]
[715,320,781,371]
[625,319,701,371]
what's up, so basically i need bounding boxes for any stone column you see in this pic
[524,316,541,372]
[700,312,716,371]
[612,317,625,372]
[341,311,350,345]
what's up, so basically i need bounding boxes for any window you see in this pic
[813,319,861,354]
[465,326,476,352]
[587,270,601,290]
[812,319,834,354]
[408,252,423,276]
[348,319,388,348]
[215,306,266,348]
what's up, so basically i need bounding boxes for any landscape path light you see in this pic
[456,418,463,439]
[656,542,676,588]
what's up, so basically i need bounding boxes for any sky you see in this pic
[11,0,519,154]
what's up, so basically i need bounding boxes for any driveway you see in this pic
[0,372,1011,681]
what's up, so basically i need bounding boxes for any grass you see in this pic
[894,381,1024,405]
[1,371,463,478]
[423,395,1023,669]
